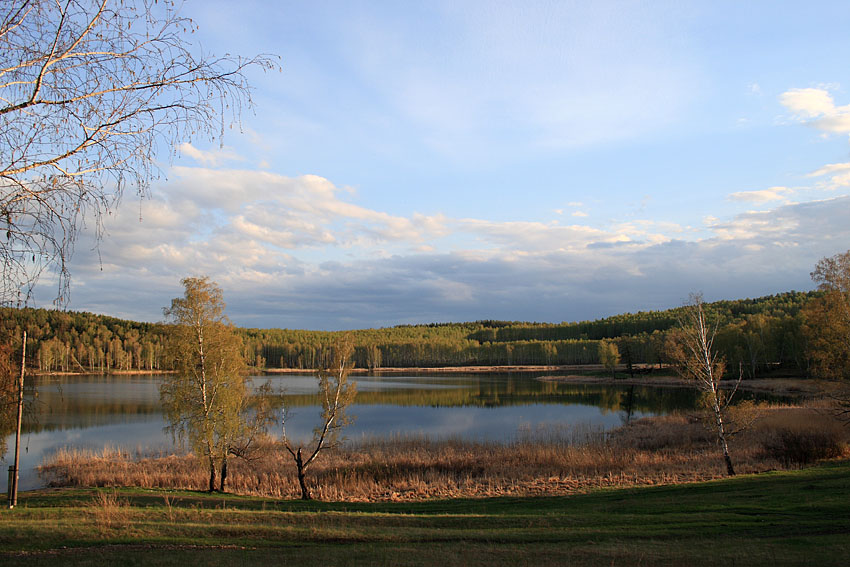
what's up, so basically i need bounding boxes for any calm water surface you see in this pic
[2,372,702,491]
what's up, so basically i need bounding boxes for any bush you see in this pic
[762,424,845,465]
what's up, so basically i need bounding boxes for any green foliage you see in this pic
[0,337,19,456]
[598,340,620,377]
[803,250,850,380]
[160,277,248,491]
[0,290,820,372]
[0,306,167,372]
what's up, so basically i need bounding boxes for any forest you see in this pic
[0,290,821,378]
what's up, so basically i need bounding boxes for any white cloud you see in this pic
[780,87,850,134]
[807,162,850,177]
[47,143,849,330]
[780,88,838,119]
[177,143,244,167]
[164,167,450,249]
[727,186,794,203]
[804,162,850,190]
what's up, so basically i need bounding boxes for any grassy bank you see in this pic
[3,460,850,565]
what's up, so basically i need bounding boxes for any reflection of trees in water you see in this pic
[21,398,161,434]
[20,375,162,434]
[15,373,781,435]
[278,377,703,414]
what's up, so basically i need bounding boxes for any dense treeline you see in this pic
[242,291,814,376]
[0,307,168,373]
[0,291,820,377]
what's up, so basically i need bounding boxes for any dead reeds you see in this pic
[40,407,849,502]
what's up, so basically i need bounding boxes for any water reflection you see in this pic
[2,372,707,491]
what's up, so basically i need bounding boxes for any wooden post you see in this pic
[9,330,26,509]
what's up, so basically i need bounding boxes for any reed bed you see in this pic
[39,407,849,502]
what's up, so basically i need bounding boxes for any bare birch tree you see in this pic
[666,293,742,476]
[161,276,248,492]
[0,0,276,305]
[282,336,357,500]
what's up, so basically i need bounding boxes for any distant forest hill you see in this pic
[0,290,816,377]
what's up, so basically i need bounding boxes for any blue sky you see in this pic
[41,0,850,330]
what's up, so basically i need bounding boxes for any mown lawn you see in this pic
[1,460,849,566]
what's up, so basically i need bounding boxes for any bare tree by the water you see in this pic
[282,336,357,500]
[0,0,276,305]
[666,293,742,476]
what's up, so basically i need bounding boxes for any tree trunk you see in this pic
[220,456,228,492]
[296,448,311,500]
[9,330,26,509]
[713,398,736,476]
[208,455,217,492]
[723,446,735,476]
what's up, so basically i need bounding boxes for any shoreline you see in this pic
[28,365,834,397]
[537,373,835,397]
[261,363,653,374]
[32,363,637,377]
[32,369,176,377]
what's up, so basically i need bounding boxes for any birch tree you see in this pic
[666,293,742,476]
[161,276,247,492]
[598,339,620,378]
[804,250,850,380]
[0,0,275,305]
[282,335,356,500]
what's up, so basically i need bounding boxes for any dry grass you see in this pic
[40,407,850,502]
[88,490,130,533]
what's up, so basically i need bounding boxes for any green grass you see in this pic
[3,461,850,566]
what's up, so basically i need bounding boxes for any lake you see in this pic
[2,372,704,491]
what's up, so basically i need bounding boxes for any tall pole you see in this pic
[9,330,26,509]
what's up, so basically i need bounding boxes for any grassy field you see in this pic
[2,459,849,566]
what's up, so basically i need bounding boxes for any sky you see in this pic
[34,0,850,330]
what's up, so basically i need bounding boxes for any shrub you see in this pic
[761,423,845,465]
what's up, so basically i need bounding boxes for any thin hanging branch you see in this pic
[0,0,278,306]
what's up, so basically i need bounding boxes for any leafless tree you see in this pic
[666,293,743,476]
[0,0,276,305]
[282,336,357,500]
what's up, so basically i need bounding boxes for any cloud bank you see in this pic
[42,151,846,330]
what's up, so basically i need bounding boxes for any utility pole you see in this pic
[8,330,26,509]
